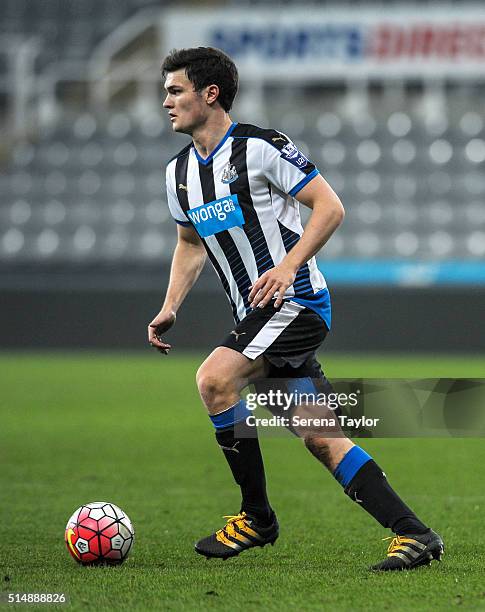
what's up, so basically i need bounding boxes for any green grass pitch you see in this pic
[1,352,485,611]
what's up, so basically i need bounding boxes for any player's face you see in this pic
[163,69,208,134]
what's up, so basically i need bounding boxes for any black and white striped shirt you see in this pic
[165,122,331,328]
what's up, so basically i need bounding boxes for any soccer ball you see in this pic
[65,501,134,565]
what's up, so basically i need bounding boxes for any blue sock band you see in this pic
[210,399,251,431]
[333,446,372,488]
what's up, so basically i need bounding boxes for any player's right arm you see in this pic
[148,224,206,354]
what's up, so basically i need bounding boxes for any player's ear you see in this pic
[205,84,220,106]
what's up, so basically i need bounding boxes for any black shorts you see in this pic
[220,298,328,377]
[221,299,335,429]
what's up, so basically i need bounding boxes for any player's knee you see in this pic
[196,365,232,405]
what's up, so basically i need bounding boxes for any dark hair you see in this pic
[161,47,238,112]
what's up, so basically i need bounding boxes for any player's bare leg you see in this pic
[304,435,354,471]
[194,347,279,559]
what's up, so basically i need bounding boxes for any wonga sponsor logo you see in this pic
[187,194,245,238]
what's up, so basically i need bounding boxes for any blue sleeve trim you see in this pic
[333,446,372,488]
[175,219,191,227]
[289,168,319,197]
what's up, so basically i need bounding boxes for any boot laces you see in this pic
[383,535,404,555]
[217,512,249,539]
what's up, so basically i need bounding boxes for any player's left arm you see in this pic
[248,174,344,309]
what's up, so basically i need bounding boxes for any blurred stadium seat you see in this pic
[3,96,484,265]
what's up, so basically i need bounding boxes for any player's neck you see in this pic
[192,114,233,160]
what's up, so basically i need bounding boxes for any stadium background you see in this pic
[1,1,485,610]
[1,0,485,351]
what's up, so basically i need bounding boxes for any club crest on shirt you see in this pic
[221,162,238,184]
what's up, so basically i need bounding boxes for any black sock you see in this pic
[344,459,428,535]
[215,421,272,525]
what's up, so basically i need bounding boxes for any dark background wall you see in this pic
[2,282,484,352]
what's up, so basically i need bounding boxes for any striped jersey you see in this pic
[165,122,331,328]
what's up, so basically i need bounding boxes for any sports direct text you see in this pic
[245,389,360,412]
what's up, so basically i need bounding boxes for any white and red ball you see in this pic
[65,502,134,565]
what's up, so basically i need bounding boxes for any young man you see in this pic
[148,47,444,570]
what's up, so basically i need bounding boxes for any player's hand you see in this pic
[148,309,176,354]
[248,263,297,309]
